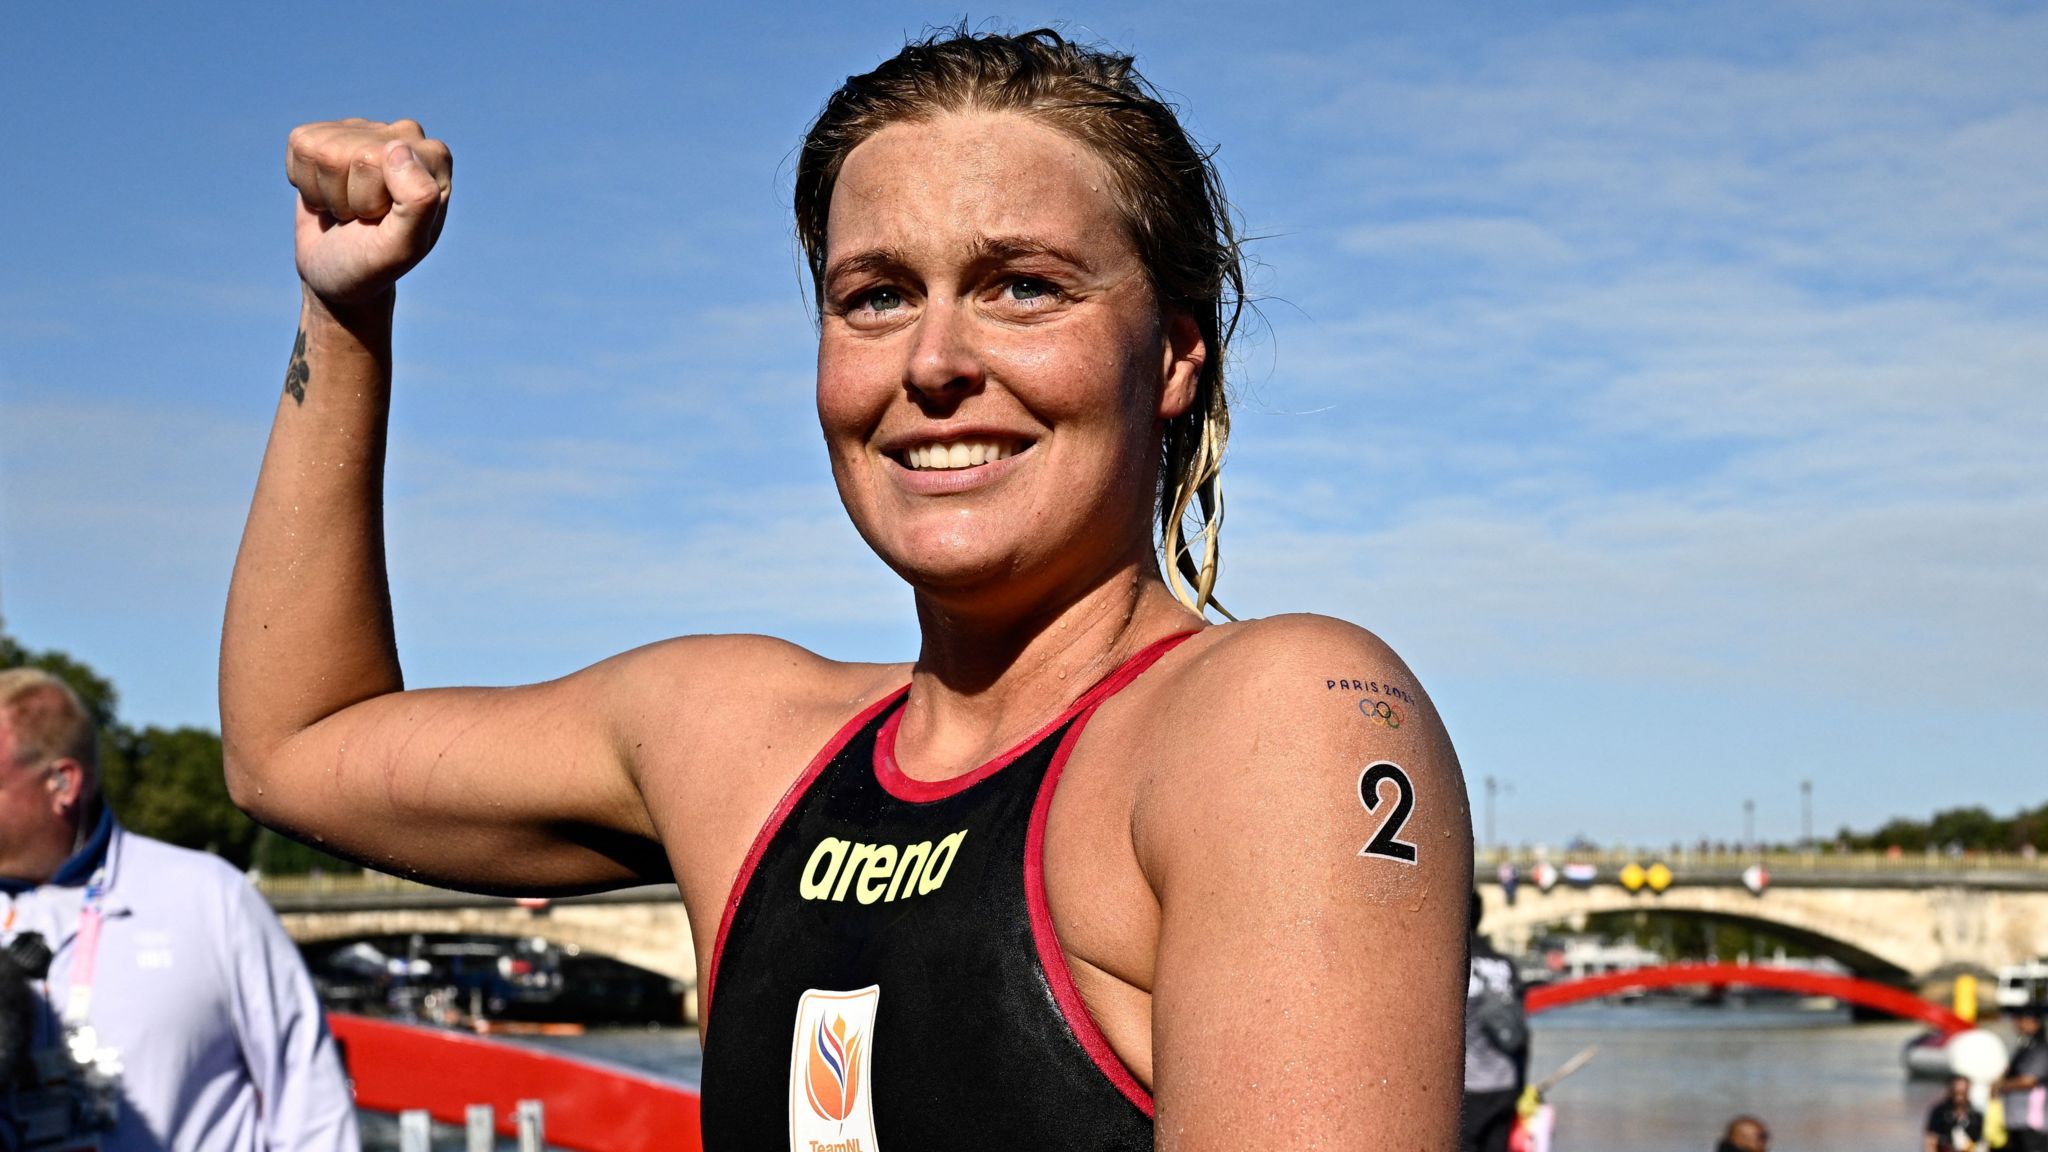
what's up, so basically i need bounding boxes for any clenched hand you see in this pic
[285,118,452,309]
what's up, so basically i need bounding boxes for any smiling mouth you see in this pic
[894,439,1032,471]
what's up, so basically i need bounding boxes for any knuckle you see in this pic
[417,140,454,178]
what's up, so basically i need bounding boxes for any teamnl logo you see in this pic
[787,986,881,1152]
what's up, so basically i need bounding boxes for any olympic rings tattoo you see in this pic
[1357,697,1403,729]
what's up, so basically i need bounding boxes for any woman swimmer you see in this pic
[224,28,1472,1149]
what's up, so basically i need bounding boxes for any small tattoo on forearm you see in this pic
[284,328,310,405]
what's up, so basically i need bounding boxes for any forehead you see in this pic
[827,111,1131,264]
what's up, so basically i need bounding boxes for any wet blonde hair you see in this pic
[795,27,1243,617]
[0,667,98,774]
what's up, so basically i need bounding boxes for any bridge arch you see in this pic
[1478,883,1963,981]
[1549,904,1913,983]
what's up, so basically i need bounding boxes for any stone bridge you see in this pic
[1477,853,2048,981]
[261,852,2048,999]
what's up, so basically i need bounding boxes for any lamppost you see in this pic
[1484,777,1496,853]
[1484,776,1513,856]
[1800,779,1813,854]
[1743,798,1756,857]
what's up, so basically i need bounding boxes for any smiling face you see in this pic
[816,112,1204,613]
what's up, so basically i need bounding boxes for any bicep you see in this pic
[232,638,745,894]
[1146,627,1472,1148]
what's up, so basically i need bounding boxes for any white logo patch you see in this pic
[135,929,174,969]
[787,985,881,1152]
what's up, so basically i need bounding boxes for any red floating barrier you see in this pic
[331,1013,702,1152]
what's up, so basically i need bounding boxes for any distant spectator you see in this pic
[1994,1003,2048,1152]
[1462,891,1529,1152]
[1925,1074,1983,1152]
[0,668,356,1149]
[1715,1114,1770,1152]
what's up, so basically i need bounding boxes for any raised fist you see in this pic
[285,118,452,308]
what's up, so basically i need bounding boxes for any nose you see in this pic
[902,298,983,403]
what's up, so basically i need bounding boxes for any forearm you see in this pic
[221,289,401,796]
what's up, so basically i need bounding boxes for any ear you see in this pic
[1157,309,1206,421]
[45,758,85,816]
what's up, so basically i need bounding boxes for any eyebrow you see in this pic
[823,246,912,289]
[822,234,1096,289]
[965,234,1095,272]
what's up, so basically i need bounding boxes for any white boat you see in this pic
[1995,958,2048,1009]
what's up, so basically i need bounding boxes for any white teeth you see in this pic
[901,440,1020,471]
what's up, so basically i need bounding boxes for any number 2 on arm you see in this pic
[1357,762,1419,864]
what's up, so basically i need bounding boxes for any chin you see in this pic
[876,534,1023,596]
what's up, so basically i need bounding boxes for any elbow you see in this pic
[222,744,280,822]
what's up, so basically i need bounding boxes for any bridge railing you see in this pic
[252,870,686,912]
[255,870,428,896]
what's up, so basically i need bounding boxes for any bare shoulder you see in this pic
[597,633,908,904]
[1166,612,1420,699]
[599,632,907,745]
[1136,615,1471,1137]
[1150,612,1447,763]
[1133,613,1469,898]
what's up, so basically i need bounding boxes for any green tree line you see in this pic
[1837,804,2048,855]
[2,631,349,874]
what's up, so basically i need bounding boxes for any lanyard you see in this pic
[61,870,110,1031]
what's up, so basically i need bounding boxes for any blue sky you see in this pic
[2,1,2042,849]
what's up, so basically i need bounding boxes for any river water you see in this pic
[370,1000,1974,1150]
[1525,1001,1936,1151]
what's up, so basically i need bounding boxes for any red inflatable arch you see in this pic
[1525,963,1968,1034]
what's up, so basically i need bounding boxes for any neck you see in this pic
[69,795,98,854]
[899,553,1201,775]
[0,803,91,888]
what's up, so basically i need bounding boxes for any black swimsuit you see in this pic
[699,633,1192,1151]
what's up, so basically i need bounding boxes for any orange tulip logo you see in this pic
[804,1013,864,1123]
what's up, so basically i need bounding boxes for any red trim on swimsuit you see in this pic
[1024,630,1197,1119]
[701,684,908,1029]
[872,630,1200,804]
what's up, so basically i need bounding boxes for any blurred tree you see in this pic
[1839,802,2048,854]
[102,725,259,866]
[2,630,348,873]
[1,632,119,731]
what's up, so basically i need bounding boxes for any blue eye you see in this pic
[1007,279,1052,301]
[857,288,904,313]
